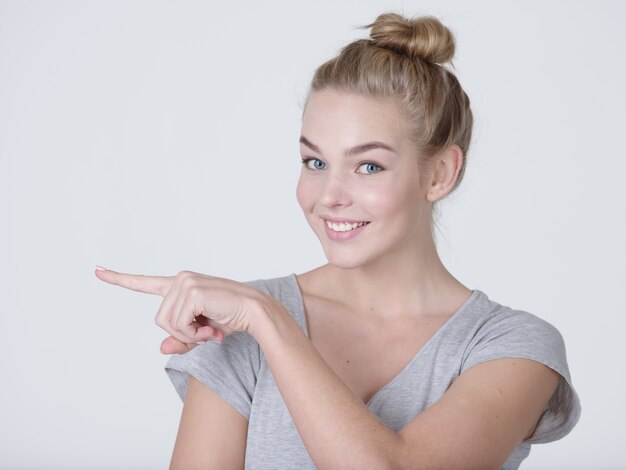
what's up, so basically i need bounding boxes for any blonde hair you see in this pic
[302,12,473,240]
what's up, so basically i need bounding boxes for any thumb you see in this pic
[160,336,198,355]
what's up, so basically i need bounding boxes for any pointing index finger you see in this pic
[95,267,172,296]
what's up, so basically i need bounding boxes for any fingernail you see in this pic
[195,341,208,345]
[95,265,107,271]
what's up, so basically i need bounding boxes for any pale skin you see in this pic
[96,89,561,469]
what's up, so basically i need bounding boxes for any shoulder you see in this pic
[460,291,582,444]
[464,294,567,369]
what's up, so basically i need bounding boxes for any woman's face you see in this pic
[296,89,432,269]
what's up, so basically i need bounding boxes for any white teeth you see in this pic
[326,221,368,232]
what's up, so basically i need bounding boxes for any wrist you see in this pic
[247,295,281,340]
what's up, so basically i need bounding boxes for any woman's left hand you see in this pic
[95,267,269,354]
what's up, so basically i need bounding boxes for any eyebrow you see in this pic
[299,135,397,157]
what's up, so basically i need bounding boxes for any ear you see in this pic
[425,145,464,202]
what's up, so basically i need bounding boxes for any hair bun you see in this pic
[363,13,455,64]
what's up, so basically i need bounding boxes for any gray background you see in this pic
[1,0,624,468]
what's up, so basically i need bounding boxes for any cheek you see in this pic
[295,175,313,211]
[361,184,407,217]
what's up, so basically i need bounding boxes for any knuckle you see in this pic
[167,317,180,334]
[174,317,188,333]
[187,284,201,298]
[180,275,198,290]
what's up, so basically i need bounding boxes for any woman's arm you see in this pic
[169,375,248,470]
[250,298,560,470]
[95,268,556,468]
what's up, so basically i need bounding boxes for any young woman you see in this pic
[96,12,581,469]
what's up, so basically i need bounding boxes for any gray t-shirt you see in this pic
[165,273,581,469]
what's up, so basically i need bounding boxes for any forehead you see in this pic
[302,90,408,146]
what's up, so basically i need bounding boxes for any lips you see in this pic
[320,215,370,224]
[325,220,370,232]
[322,218,370,241]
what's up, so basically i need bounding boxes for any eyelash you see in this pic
[300,157,384,175]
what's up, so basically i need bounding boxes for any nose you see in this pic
[319,170,353,209]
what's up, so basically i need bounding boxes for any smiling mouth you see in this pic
[325,220,371,232]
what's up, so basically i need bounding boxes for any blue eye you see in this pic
[357,162,383,175]
[301,158,384,174]
[301,158,326,170]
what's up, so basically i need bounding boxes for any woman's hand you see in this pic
[95,267,269,354]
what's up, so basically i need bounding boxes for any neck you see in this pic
[313,230,469,319]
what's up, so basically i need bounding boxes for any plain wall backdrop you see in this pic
[1,0,624,468]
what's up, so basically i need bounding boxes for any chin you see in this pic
[313,225,379,270]
[326,260,361,270]
[321,246,371,270]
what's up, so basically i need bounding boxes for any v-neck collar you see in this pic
[288,273,482,407]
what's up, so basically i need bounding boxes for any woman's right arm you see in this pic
[169,375,249,470]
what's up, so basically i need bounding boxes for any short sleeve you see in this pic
[461,309,582,444]
[164,279,265,420]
